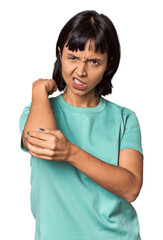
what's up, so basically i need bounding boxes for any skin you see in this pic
[23,39,143,202]
[58,39,108,107]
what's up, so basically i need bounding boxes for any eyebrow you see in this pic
[67,54,103,62]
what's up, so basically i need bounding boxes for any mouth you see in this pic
[72,77,87,90]
[73,77,86,85]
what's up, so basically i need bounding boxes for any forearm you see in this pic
[68,144,140,202]
[22,87,57,150]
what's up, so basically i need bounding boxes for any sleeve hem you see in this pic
[119,144,144,159]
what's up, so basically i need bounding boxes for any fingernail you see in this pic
[25,142,28,147]
[25,137,28,140]
[27,131,30,135]
[39,128,44,131]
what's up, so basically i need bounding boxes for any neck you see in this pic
[62,90,100,108]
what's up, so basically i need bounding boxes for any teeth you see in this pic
[74,78,85,85]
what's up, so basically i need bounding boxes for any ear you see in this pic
[58,47,62,58]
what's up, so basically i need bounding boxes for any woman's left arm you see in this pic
[68,144,143,202]
[26,128,143,202]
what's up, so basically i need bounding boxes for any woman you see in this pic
[19,10,144,240]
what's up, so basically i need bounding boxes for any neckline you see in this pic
[56,94,106,113]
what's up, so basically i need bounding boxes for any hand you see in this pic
[32,78,58,96]
[25,128,72,162]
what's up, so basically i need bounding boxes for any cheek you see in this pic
[61,61,73,79]
[90,68,105,84]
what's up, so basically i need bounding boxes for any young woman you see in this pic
[19,10,144,240]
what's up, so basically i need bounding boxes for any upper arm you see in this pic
[118,111,144,192]
[119,112,143,156]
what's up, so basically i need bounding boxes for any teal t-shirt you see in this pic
[19,94,143,240]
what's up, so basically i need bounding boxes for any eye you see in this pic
[67,55,78,60]
[89,59,100,66]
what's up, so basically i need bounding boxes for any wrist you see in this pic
[32,85,48,101]
[67,143,79,164]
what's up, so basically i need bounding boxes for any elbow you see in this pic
[126,191,139,203]
[125,180,143,203]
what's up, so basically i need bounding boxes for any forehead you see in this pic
[63,39,107,59]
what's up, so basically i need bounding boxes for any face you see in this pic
[58,39,108,98]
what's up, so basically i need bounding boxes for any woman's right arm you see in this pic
[22,78,58,151]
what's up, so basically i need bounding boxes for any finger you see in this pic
[27,141,55,157]
[34,79,57,93]
[26,135,57,150]
[29,150,54,161]
[29,149,64,161]
[43,129,62,137]
[26,130,58,142]
[47,80,58,94]
[48,86,57,95]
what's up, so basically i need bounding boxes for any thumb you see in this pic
[39,128,62,136]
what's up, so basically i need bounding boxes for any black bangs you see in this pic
[66,33,108,54]
[65,18,108,54]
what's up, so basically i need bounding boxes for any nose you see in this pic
[75,62,87,77]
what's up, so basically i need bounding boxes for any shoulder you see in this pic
[103,97,135,117]
[19,102,31,117]
[102,97,141,129]
[49,94,60,107]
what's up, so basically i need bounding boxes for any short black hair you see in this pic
[52,10,121,97]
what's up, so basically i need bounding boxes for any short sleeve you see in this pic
[119,111,144,158]
[19,103,31,152]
